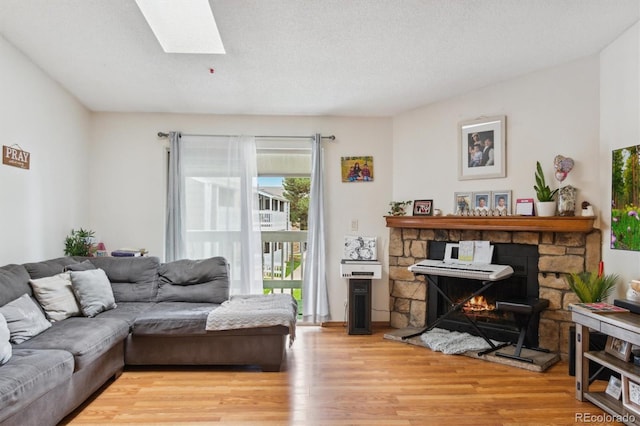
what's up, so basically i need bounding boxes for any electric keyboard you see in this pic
[408,259,514,281]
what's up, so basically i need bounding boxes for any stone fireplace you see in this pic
[386,216,600,359]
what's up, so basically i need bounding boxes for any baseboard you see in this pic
[320,321,390,328]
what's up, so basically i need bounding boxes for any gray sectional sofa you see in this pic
[0,255,293,426]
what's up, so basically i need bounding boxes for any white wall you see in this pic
[0,35,91,265]
[600,22,640,295]
[392,55,600,215]
[89,113,393,322]
[6,19,639,319]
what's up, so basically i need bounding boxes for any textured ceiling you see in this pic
[0,0,638,117]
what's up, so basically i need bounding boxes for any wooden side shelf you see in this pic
[384,215,596,233]
[573,310,640,424]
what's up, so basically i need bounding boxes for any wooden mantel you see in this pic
[385,215,596,233]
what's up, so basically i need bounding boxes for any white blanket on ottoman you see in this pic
[205,294,298,346]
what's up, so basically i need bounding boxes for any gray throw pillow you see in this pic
[0,312,12,364]
[0,293,52,344]
[70,269,117,317]
[30,272,82,322]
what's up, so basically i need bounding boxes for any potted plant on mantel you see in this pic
[534,161,558,217]
[64,228,96,256]
[388,201,412,216]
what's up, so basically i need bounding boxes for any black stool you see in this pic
[494,298,550,363]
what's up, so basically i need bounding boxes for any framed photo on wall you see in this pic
[341,156,374,182]
[611,145,640,251]
[454,192,472,214]
[413,200,433,216]
[492,190,512,215]
[458,115,506,180]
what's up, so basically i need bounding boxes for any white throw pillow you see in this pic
[0,312,12,365]
[30,272,81,322]
[0,294,52,344]
[70,269,117,317]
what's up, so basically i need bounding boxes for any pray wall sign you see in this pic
[2,145,30,170]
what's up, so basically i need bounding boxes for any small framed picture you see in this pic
[605,336,632,361]
[492,190,512,215]
[606,375,622,400]
[413,200,433,216]
[623,376,640,416]
[472,192,491,212]
[454,192,472,215]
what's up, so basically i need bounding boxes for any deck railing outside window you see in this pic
[185,229,306,313]
[262,230,306,293]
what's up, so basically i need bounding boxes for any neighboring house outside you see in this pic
[259,187,290,231]
[259,186,292,279]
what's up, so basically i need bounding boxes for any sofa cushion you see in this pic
[70,269,117,317]
[157,257,229,303]
[23,257,80,279]
[132,302,219,335]
[0,294,51,344]
[93,302,154,327]
[0,264,32,306]
[16,317,129,371]
[0,313,11,365]
[0,349,74,423]
[29,272,82,322]
[64,260,97,272]
[88,256,159,302]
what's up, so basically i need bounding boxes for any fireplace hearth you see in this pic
[427,241,540,345]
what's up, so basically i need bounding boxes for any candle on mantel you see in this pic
[598,261,604,277]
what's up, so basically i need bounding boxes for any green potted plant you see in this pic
[533,161,558,216]
[388,201,412,216]
[64,228,96,256]
[567,271,619,303]
[566,270,621,378]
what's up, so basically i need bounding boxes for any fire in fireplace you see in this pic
[427,241,540,345]
[463,295,494,313]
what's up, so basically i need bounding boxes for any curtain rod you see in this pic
[157,132,335,141]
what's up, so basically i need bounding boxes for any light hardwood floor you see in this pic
[63,326,614,425]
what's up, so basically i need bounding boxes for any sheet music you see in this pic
[444,241,494,265]
[473,241,492,264]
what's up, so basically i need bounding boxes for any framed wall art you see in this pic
[341,156,374,182]
[413,200,433,216]
[458,115,506,180]
[611,145,640,251]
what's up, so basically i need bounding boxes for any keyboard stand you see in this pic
[402,274,511,356]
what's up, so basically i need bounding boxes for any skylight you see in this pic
[135,0,225,54]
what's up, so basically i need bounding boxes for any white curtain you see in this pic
[165,131,185,262]
[165,133,263,295]
[302,134,329,323]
